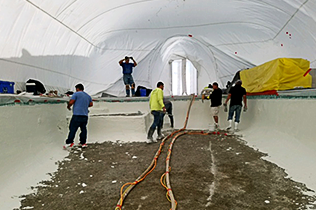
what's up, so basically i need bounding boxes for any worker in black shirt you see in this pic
[209,82,222,130]
[223,80,247,131]
[161,99,174,128]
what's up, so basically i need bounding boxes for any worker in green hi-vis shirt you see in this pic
[147,81,166,144]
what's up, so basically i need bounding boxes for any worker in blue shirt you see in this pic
[119,56,137,97]
[63,83,93,149]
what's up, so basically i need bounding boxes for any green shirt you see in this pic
[149,88,165,111]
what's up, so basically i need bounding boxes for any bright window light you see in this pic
[171,59,197,95]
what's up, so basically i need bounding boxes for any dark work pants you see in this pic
[66,115,88,144]
[161,103,174,128]
[150,111,164,130]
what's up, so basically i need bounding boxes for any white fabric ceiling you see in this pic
[0,0,315,96]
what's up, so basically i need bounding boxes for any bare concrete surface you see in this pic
[18,131,316,210]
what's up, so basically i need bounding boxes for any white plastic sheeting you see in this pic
[0,0,316,96]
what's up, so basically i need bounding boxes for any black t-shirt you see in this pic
[163,99,172,112]
[229,85,246,107]
[210,88,222,107]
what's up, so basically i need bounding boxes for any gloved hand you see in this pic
[224,103,228,112]
[243,106,247,112]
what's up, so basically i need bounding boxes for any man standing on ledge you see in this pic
[147,81,166,143]
[119,56,137,97]
[64,83,93,149]
[224,80,247,131]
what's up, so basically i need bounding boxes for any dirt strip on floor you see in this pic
[18,131,316,210]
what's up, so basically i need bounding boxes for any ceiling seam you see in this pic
[24,0,311,52]
[273,0,309,39]
[26,0,162,51]
[213,39,272,47]
[25,0,154,52]
[213,0,310,47]
[25,0,99,49]
[87,21,277,37]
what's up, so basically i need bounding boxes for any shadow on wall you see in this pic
[0,49,109,95]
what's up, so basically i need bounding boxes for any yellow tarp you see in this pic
[240,58,311,93]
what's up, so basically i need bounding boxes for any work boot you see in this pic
[226,120,232,130]
[146,128,156,144]
[156,127,164,140]
[234,122,239,132]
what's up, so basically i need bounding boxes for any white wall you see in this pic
[0,104,68,209]
[241,99,316,190]
[1,98,316,209]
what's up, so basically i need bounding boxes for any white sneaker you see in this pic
[146,137,153,144]
[78,143,88,148]
[156,134,164,140]
[226,120,232,130]
[234,122,239,132]
[63,143,74,150]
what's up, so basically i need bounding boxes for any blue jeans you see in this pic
[150,111,164,130]
[66,115,88,144]
[228,105,242,123]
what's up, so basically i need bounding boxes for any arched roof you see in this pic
[1,0,315,95]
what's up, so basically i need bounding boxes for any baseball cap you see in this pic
[236,80,242,85]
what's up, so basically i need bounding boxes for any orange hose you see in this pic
[115,95,196,210]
